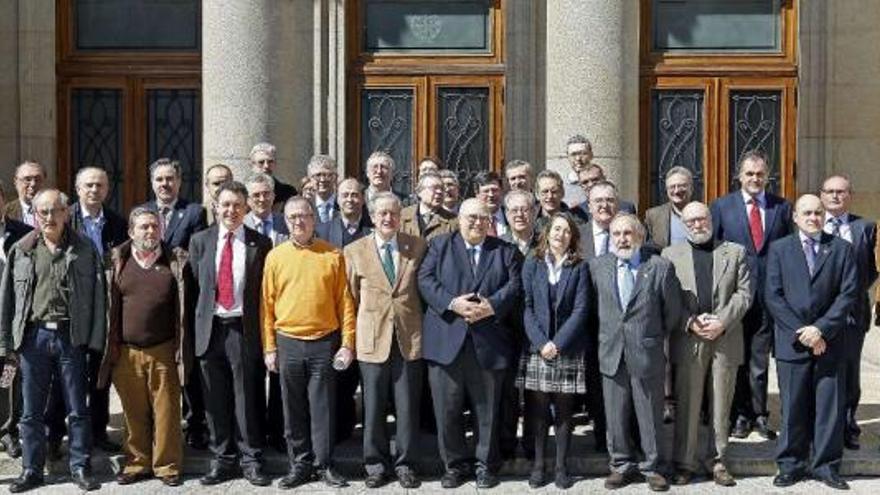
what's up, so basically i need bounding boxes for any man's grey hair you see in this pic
[416,171,442,193]
[610,213,646,239]
[535,169,564,190]
[665,166,694,183]
[588,180,619,201]
[565,134,592,151]
[128,206,160,227]
[16,160,45,178]
[338,177,364,193]
[245,172,276,192]
[205,163,232,184]
[504,190,535,211]
[504,159,533,175]
[149,158,181,180]
[736,149,770,176]
[367,191,402,216]
[307,155,338,177]
[283,195,316,215]
[366,151,396,173]
[32,189,70,208]
[250,142,277,161]
[74,166,109,188]
[438,169,459,184]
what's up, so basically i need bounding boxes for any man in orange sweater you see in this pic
[261,196,356,489]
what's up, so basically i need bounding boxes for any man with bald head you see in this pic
[662,202,751,487]
[765,194,857,490]
[418,198,522,489]
[204,164,233,225]
[588,214,682,492]
[819,175,877,450]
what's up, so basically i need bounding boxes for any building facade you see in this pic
[0,0,878,215]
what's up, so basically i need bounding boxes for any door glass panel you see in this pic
[729,90,781,194]
[364,0,491,54]
[652,0,781,53]
[361,88,415,195]
[437,87,489,197]
[651,89,705,206]
[71,88,124,213]
[76,0,200,50]
[148,89,202,202]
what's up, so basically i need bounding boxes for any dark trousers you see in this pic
[277,332,338,469]
[844,329,866,439]
[0,373,21,442]
[776,358,845,478]
[428,338,504,473]
[265,373,284,445]
[199,318,265,468]
[526,391,576,473]
[335,365,360,444]
[498,361,524,457]
[359,344,423,475]
[732,300,772,421]
[585,346,607,449]
[19,326,91,472]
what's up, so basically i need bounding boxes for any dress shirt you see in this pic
[20,200,36,227]
[156,198,179,231]
[80,206,106,256]
[592,221,610,256]
[374,233,400,275]
[741,189,766,230]
[510,231,533,255]
[616,250,642,308]
[342,216,362,235]
[250,212,275,238]
[491,209,509,237]
[132,247,162,270]
[464,239,484,269]
[315,194,336,222]
[668,208,689,246]
[824,212,852,243]
[799,230,821,252]
[545,253,568,285]
[214,224,246,316]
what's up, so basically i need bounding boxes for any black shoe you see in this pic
[364,471,390,489]
[440,469,467,489]
[844,434,860,450]
[243,466,271,487]
[672,470,692,485]
[8,470,44,493]
[817,473,850,490]
[200,465,238,486]
[116,471,152,485]
[646,473,669,492]
[71,468,100,491]
[278,466,313,489]
[396,468,420,489]
[186,430,209,450]
[772,472,804,487]
[730,417,751,439]
[554,469,573,489]
[161,475,183,487]
[94,435,122,453]
[754,416,777,440]
[475,470,499,489]
[318,467,348,488]
[528,469,546,488]
[1,435,22,459]
[604,471,643,490]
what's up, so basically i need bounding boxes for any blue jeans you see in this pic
[19,326,92,472]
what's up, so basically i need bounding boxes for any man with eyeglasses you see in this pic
[418,198,522,489]
[364,151,401,203]
[309,155,340,223]
[560,135,593,207]
[250,142,297,206]
[0,189,105,492]
[501,191,539,256]
[819,175,877,451]
[400,172,456,241]
[504,160,535,193]
[5,161,45,228]
[474,171,508,238]
[571,164,636,223]
[204,164,233,226]
[645,166,695,249]
[534,170,571,232]
[662,202,751,487]
[440,170,462,215]
[262,196,356,489]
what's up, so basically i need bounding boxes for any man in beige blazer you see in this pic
[662,202,752,487]
[644,166,694,249]
[399,171,456,241]
[345,191,427,490]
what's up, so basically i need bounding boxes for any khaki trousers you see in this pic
[112,340,183,476]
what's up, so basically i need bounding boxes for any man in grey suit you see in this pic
[588,214,682,492]
[662,202,752,487]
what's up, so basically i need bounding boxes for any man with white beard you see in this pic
[588,214,682,492]
[662,202,752,487]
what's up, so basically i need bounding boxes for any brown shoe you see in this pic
[646,473,670,492]
[672,470,692,485]
[116,471,151,485]
[713,466,736,487]
[161,474,183,487]
[604,471,642,490]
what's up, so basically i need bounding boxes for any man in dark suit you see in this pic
[570,164,636,223]
[589,214,682,492]
[644,166,694,249]
[474,172,509,237]
[204,163,233,226]
[308,155,339,224]
[0,181,33,459]
[137,158,209,449]
[4,161,45,228]
[417,198,522,489]
[766,194,857,490]
[710,150,792,439]
[315,177,372,444]
[187,181,273,487]
[819,175,877,450]
[250,142,297,205]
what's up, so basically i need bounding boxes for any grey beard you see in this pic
[133,239,159,252]
[613,244,640,261]
[687,230,713,245]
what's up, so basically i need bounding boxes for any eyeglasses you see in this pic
[508,207,531,216]
[463,214,489,224]
[311,172,336,180]
[255,159,275,165]
[16,175,42,184]
[821,189,849,196]
[286,213,314,221]
[36,207,67,218]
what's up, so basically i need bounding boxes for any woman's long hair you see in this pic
[533,212,583,266]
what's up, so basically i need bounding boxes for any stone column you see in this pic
[544,0,640,206]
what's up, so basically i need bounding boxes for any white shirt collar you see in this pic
[315,194,336,207]
[592,220,608,235]
[80,204,104,221]
[741,189,766,206]
[157,198,178,211]
[799,230,821,243]
[825,211,849,224]
[374,233,399,251]
[218,223,245,241]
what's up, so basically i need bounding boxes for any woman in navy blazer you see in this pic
[516,213,590,489]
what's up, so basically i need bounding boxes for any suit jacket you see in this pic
[766,232,858,362]
[139,198,207,250]
[399,204,457,241]
[345,232,427,363]
[4,199,26,224]
[644,202,675,249]
[315,215,373,248]
[588,249,682,378]
[69,202,128,257]
[187,225,272,358]
[244,211,289,246]
[662,241,752,368]
[522,256,591,354]
[570,199,636,224]
[710,191,792,297]
[1,219,32,257]
[273,178,298,206]
[417,232,523,370]
[842,215,877,334]
[499,231,539,258]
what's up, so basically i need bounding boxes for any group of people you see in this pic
[0,136,873,493]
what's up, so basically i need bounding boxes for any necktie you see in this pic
[599,230,610,256]
[618,261,635,310]
[488,217,498,237]
[803,237,816,276]
[217,232,235,310]
[468,247,478,275]
[748,198,764,251]
[260,219,272,238]
[160,207,171,238]
[319,202,330,223]
[25,206,36,228]
[381,243,395,285]
[829,217,841,237]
